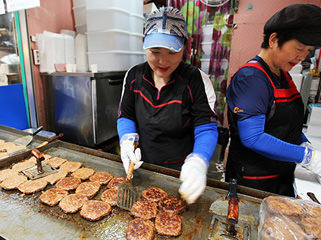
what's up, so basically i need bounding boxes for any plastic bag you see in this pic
[258,195,321,239]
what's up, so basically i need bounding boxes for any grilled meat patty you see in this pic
[18,178,48,194]
[142,187,168,202]
[75,181,100,199]
[55,177,81,191]
[59,193,88,213]
[39,188,68,206]
[101,189,118,206]
[89,171,114,185]
[71,168,95,180]
[107,176,126,189]
[80,200,111,221]
[158,196,186,215]
[155,212,182,237]
[126,218,154,240]
[130,200,158,220]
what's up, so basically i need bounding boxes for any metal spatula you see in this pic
[117,160,139,210]
[13,126,43,146]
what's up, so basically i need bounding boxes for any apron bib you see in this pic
[135,70,193,170]
[226,62,304,196]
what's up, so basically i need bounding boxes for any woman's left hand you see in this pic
[179,153,208,204]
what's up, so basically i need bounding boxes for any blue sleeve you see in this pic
[301,132,310,143]
[226,68,274,121]
[117,117,137,140]
[237,114,305,163]
[193,122,218,165]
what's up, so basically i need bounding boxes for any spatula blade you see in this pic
[117,182,138,211]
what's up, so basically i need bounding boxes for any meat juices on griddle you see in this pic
[100,189,118,206]
[59,194,88,213]
[126,218,154,240]
[39,188,68,206]
[142,187,168,202]
[0,173,27,190]
[130,200,158,220]
[71,167,95,180]
[89,171,114,185]
[155,212,182,237]
[75,181,100,199]
[18,178,48,194]
[59,161,82,173]
[158,196,187,214]
[55,177,81,191]
[80,200,111,221]
[107,176,126,189]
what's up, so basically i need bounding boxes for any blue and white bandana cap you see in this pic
[143,7,188,52]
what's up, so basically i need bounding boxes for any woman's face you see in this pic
[145,47,184,80]
[270,36,314,72]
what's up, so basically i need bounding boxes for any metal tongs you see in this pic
[226,178,239,236]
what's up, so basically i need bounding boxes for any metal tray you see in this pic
[0,139,264,240]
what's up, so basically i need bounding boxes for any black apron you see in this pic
[134,65,194,170]
[226,62,304,197]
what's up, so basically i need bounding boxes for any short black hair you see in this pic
[261,4,321,49]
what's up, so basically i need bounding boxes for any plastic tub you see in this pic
[86,8,130,32]
[129,32,144,52]
[72,0,85,6]
[129,13,144,34]
[200,58,210,74]
[87,50,131,71]
[87,30,131,51]
[75,24,87,34]
[129,51,145,68]
[73,5,86,26]
[129,0,144,15]
[86,0,131,12]
[202,24,213,42]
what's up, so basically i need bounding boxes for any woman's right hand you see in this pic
[301,148,321,176]
[120,133,143,178]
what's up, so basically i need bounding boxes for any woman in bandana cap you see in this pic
[225,4,321,197]
[117,7,218,204]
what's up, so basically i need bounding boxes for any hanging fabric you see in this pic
[167,0,235,125]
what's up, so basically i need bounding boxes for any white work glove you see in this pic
[301,148,321,176]
[120,133,143,178]
[300,141,313,150]
[179,153,208,204]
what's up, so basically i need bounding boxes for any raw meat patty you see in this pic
[89,171,114,185]
[71,168,95,180]
[100,189,118,206]
[42,170,68,185]
[0,169,17,182]
[130,200,158,220]
[142,187,168,202]
[0,173,28,190]
[55,177,81,191]
[59,161,82,173]
[80,200,111,221]
[107,176,127,189]
[59,194,88,213]
[155,212,182,237]
[126,218,154,240]
[43,157,67,169]
[75,181,100,199]
[11,157,36,172]
[39,188,68,206]
[158,196,187,214]
[18,178,48,194]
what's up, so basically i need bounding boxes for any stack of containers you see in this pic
[72,0,145,72]
[200,24,213,74]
